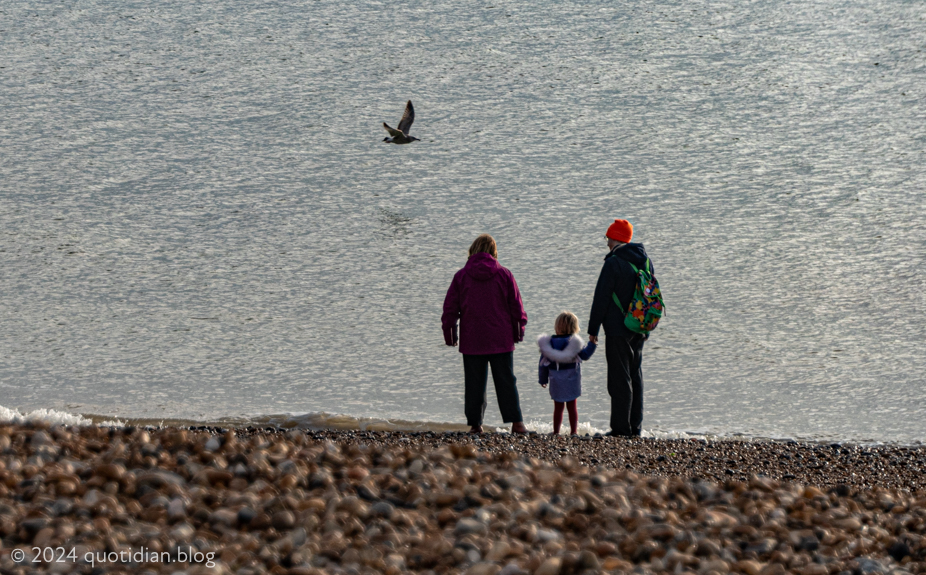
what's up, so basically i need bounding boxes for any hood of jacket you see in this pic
[537,334,585,363]
[607,242,648,266]
[463,252,503,281]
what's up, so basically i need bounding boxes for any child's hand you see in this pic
[540,384,547,388]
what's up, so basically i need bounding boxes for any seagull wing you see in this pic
[383,123,404,138]
[396,100,415,135]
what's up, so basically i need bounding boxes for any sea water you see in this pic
[1,0,924,443]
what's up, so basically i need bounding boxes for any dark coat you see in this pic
[587,243,651,339]
[442,253,528,355]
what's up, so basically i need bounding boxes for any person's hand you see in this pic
[589,335,598,344]
[540,384,547,388]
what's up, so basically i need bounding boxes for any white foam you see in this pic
[0,404,120,427]
[642,429,700,440]
[522,418,608,436]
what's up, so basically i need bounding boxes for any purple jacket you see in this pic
[442,253,528,355]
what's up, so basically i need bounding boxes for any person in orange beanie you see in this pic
[605,218,634,244]
[587,218,654,437]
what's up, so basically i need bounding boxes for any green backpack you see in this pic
[611,259,665,335]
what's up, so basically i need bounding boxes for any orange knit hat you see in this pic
[606,219,633,243]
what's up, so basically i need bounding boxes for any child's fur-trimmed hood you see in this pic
[537,334,585,363]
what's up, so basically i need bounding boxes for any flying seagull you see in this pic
[382,100,420,144]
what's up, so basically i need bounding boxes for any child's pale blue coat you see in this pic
[537,334,597,403]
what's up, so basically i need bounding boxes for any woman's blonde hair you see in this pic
[468,233,498,259]
[554,311,580,335]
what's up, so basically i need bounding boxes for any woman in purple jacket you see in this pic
[442,234,529,434]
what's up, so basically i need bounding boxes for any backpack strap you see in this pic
[611,291,624,310]
[627,259,651,275]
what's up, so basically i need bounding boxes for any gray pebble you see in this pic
[454,518,487,535]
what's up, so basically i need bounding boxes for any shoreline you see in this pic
[6,403,923,449]
[1,422,924,574]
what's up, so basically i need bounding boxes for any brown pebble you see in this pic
[759,563,786,575]
[249,512,272,530]
[578,549,599,570]
[695,538,722,557]
[800,564,828,575]
[347,466,369,480]
[33,526,54,547]
[55,523,75,540]
[272,510,296,531]
[602,556,633,571]
[96,463,125,481]
[595,541,617,557]
[735,560,764,575]
[803,486,826,499]
[486,540,511,561]
[835,517,862,531]
[703,510,738,528]
[701,559,731,573]
[92,517,111,534]
[301,498,327,514]
[535,556,562,575]
[437,508,457,526]
[205,468,233,486]
[465,563,501,575]
[211,508,237,527]
[278,474,298,490]
[435,490,463,507]
[56,479,77,496]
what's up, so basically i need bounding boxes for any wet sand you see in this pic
[1,423,924,574]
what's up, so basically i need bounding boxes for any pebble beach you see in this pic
[2,423,925,575]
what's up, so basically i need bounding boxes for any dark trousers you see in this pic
[605,334,645,436]
[462,352,523,426]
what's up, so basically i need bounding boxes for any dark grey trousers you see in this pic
[605,334,645,436]
[462,352,523,426]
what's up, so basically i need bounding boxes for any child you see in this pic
[538,311,597,435]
